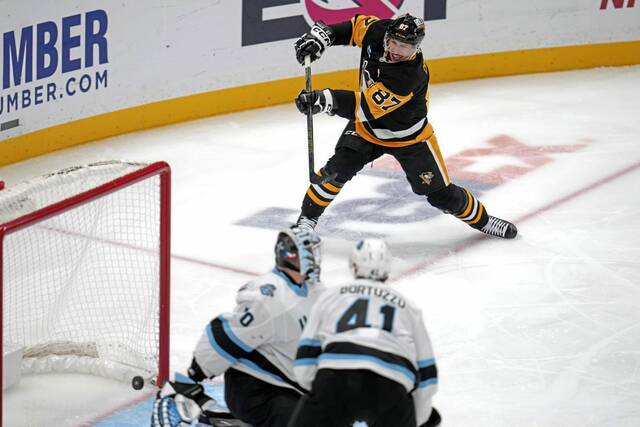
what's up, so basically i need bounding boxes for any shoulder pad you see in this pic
[236,272,285,305]
[379,61,426,96]
[351,15,379,47]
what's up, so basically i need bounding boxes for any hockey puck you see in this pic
[132,375,144,390]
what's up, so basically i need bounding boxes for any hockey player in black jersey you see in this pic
[151,226,324,427]
[288,239,441,427]
[294,13,517,239]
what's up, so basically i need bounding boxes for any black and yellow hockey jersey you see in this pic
[329,15,433,148]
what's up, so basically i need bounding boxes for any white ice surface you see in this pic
[2,65,640,426]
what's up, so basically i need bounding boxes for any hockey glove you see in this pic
[151,395,194,427]
[151,374,216,427]
[294,21,335,65]
[295,89,334,115]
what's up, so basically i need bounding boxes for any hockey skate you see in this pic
[480,216,517,239]
[296,215,317,232]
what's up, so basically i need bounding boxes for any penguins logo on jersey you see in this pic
[419,171,434,185]
[260,284,276,297]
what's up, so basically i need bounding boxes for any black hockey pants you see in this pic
[287,369,417,427]
[224,368,301,427]
[300,121,488,229]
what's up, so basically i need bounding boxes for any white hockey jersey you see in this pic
[293,279,438,425]
[193,267,325,394]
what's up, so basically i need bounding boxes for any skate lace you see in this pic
[482,216,509,237]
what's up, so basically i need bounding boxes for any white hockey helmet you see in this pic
[275,225,322,283]
[349,239,392,281]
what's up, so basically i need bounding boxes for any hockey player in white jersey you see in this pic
[151,226,324,427]
[288,239,441,427]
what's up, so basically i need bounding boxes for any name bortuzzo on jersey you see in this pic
[294,279,438,424]
[339,283,407,308]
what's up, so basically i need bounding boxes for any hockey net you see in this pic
[0,160,170,391]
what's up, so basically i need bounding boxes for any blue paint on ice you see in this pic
[93,383,365,426]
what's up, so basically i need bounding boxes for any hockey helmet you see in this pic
[385,14,426,47]
[275,226,322,277]
[349,239,392,281]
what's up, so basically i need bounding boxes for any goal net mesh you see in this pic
[1,161,165,382]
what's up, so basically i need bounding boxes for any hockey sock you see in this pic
[301,172,343,219]
[453,189,488,229]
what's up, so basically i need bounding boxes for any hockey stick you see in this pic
[304,55,318,184]
[201,410,252,427]
[304,56,337,186]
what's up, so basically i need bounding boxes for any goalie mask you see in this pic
[349,239,392,282]
[275,226,322,284]
[384,14,425,62]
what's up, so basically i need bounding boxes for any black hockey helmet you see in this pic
[385,14,426,47]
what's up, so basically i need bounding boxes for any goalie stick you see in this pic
[304,56,338,186]
[199,411,251,427]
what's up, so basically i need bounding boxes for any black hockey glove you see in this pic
[294,21,335,65]
[295,89,334,115]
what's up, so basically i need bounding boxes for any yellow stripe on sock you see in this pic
[306,188,330,207]
[467,203,485,225]
[456,190,474,219]
[322,182,341,193]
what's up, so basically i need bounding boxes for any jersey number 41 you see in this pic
[337,298,396,333]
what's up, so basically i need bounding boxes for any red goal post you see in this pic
[1,161,170,424]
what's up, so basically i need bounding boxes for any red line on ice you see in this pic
[392,160,640,282]
[171,253,260,276]
[75,390,155,427]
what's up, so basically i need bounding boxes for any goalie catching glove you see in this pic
[295,89,334,115]
[151,374,217,427]
[294,21,335,65]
